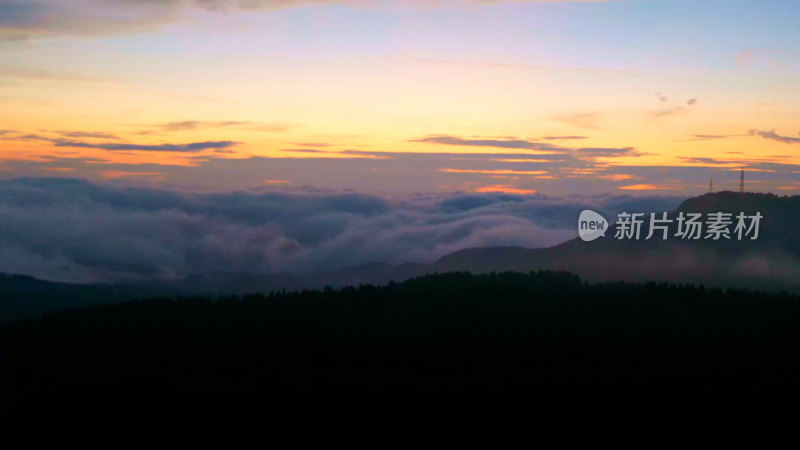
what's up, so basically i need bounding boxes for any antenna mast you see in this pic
[739,168,744,193]
[709,178,713,193]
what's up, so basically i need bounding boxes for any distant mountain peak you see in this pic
[678,191,796,213]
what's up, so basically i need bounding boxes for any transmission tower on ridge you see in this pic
[739,168,745,193]
[709,178,713,193]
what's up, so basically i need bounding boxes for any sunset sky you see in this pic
[2,0,800,195]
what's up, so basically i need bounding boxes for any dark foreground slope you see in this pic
[4,271,800,442]
[0,273,183,321]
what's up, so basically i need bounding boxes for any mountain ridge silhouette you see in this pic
[4,191,800,320]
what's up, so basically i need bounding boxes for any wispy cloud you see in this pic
[649,106,686,118]
[17,134,240,153]
[750,129,800,145]
[596,174,637,181]
[56,139,240,153]
[282,148,332,154]
[679,157,735,165]
[55,131,120,140]
[648,95,698,118]
[573,147,639,158]
[146,120,291,133]
[2,1,616,39]
[7,149,800,199]
[339,149,571,162]
[683,134,741,141]
[292,142,333,148]
[675,156,783,167]
[155,121,250,132]
[410,135,564,152]
[100,170,164,180]
[542,136,589,141]
[439,169,548,175]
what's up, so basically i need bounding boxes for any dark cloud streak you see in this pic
[573,147,639,158]
[156,121,249,131]
[55,131,120,140]
[542,136,588,141]
[25,134,242,152]
[410,135,565,152]
[750,129,800,145]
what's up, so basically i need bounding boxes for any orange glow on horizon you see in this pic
[619,184,680,191]
[474,185,538,195]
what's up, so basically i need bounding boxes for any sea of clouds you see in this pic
[0,177,683,282]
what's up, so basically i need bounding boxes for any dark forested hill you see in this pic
[0,273,168,321]
[0,273,188,321]
[434,192,800,290]
[4,271,800,443]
